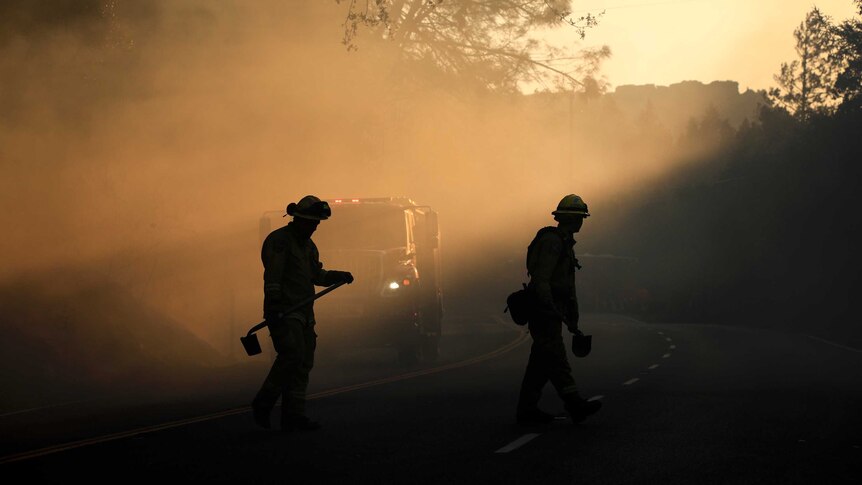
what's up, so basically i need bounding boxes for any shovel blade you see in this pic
[240,334,262,356]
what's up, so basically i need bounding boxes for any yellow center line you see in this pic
[0,330,529,465]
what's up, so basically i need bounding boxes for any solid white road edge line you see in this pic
[1,319,530,465]
[0,398,102,418]
[496,433,541,453]
[805,335,862,354]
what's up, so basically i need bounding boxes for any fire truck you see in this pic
[258,197,443,364]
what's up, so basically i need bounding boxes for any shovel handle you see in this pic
[245,281,347,336]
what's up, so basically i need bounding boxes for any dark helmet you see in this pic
[285,195,331,220]
[552,194,590,218]
[572,333,592,357]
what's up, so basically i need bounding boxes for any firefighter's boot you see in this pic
[564,396,602,423]
[282,415,321,432]
[516,407,556,425]
[251,396,273,429]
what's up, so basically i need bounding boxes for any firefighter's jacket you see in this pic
[526,226,579,325]
[261,223,337,324]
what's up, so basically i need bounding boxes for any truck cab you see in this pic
[259,197,442,364]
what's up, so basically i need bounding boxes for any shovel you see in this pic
[240,281,347,356]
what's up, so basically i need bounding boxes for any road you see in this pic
[2,313,861,483]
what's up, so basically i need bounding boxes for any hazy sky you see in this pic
[545,0,859,91]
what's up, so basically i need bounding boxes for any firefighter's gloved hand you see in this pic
[562,316,581,335]
[566,315,580,334]
[330,270,354,284]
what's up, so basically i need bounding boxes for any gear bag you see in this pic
[504,283,536,326]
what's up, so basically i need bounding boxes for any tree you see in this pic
[769,7,841,120]
[834,0,862,111]
[336,1,607,93]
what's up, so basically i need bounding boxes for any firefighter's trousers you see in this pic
[253,317,316,419]
[517,316,580,411]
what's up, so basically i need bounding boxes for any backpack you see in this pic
[503,227,578,326]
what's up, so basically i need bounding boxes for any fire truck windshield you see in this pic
[313,206,408,251]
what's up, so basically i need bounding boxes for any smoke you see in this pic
[0,1,743,399]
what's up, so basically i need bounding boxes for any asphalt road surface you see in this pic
[2,314,861,484]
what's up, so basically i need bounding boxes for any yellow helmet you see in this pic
[552,194,590,217]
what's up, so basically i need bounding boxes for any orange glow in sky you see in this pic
[544,0,859,91]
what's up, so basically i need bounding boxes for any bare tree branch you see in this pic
[336,0,607,92]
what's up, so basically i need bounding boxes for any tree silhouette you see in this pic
[769,7,841,120]
[336,0,605,92]
[835,0,862,111]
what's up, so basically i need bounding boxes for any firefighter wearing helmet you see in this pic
[251,195,354,432]
[516,194,602,425]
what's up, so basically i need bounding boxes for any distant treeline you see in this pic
[600,106,861,337]
[594,4,862,346]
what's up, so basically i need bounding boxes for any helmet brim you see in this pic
[292,212,329,221]
[552,210,590,217]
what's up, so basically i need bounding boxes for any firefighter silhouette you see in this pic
[251,195,354,432]
[516,194,602,425]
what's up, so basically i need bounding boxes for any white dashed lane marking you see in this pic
[648,364,659,370]
[665,337,672,342]
[496,433,541,453]
[588,395,604,402]
[662,353,671,358]
[669,345,676,349]
[622,378,640,386]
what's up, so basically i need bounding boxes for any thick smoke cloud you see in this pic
[0,1,748,405]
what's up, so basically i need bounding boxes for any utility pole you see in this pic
[229,287,236,359]
[568,87,575,183]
